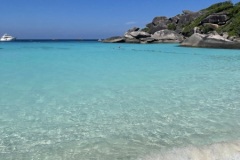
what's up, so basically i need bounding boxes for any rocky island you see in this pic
[103,1,240,49]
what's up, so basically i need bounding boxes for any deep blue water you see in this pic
[0,41,240,160]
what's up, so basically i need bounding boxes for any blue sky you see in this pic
[0,0,238,39]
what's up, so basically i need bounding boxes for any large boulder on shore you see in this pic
[140,37,156,43]
[180,33,240,49]
[130,31,151,38]
[146,16,169,34]
[124,27,143,39]
[102,36,125,43]
[123,28,151,43]
[151,29,184,42]
[201,13,229,25]
[124,32,134,39]
[146,11,203,35]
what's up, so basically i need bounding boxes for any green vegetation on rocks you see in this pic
[217,2,240,36]
[167,23,176,30]
[182,1,234,36]
[142,1,240,37]
[104,1,240,44]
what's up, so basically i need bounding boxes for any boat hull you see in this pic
[0,38,16,41]
[0,34,16,41]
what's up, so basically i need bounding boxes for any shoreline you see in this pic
[141,140,240,160]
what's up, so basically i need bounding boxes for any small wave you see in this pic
[139,141,240,160]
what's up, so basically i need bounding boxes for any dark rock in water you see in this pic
[201,14,229,25]
[125,38,140,43]
[151,29,184,42]
[181,33,240,49]
[102,36,125,43]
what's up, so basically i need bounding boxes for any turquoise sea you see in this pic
[0,41,240,160]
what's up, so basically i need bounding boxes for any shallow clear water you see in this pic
[0,42,240,160]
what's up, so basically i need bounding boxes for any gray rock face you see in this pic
[124,27,142,39]
[234,38,240,43]
[203,23,219,31]
[146,16,168,34]
[125,38,140,43]
[182,10,194,15]
[146,11,203,35]
[152,16,168,26]
[104,29,185,44]
[155,39,182,43]
[201,14,229,25]
[102,36,125,43]
[124,32,134,39]
[151,29,184,42]
[127,27,140,32]
[222,32,229,39]
[175,12,202,32]
[181,33,240,49]
[140,37,156,43]
[146,23,168,34]
[146,16,169,34]
[130,31,151,38]
[181,34,205,46]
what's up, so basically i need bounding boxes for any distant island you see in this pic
[103,1,240,49]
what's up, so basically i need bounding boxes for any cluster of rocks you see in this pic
[103,26,240,48]
[144,10,231,36]
[201,12,229,25]
[102,2,240,49]
[103,9,232,44]
[180,32,240,49]
[103,27,184,44]
[146,10,202,35]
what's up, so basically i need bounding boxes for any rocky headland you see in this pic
[103,28,184,44]
[181,32,240,49]
[103,1,240,49]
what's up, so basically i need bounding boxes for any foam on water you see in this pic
[0,42,240,159]
[140,141,240,160]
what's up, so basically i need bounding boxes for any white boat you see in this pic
[0,34,16,41]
